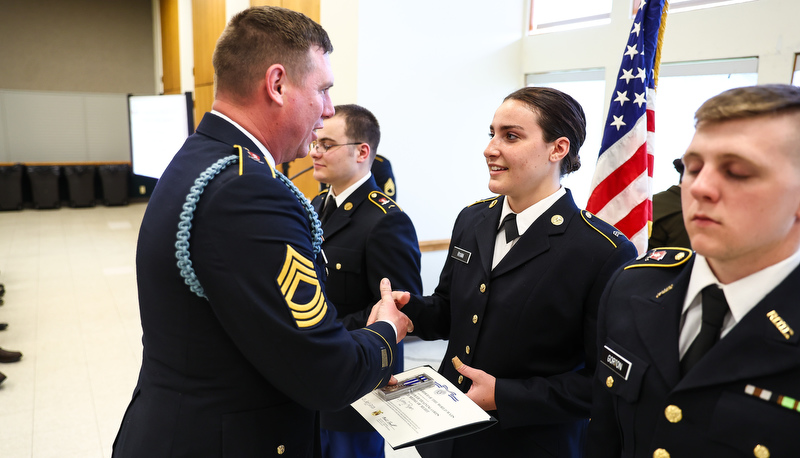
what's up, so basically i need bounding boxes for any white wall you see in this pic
[322,1,526,293]
[323,0,526,244]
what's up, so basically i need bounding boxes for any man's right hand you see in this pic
[367,278,413,343]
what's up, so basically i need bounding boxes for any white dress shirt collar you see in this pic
[684,250,800,324]
[492,187,566,269]
[329,172,372,207]
[210,110,276,168]
[679,248,800,356]
[496,186,566,235]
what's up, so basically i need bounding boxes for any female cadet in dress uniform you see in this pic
[400,87,637,458]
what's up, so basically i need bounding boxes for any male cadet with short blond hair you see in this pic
[310,104,422,458]
[588,84,800,457]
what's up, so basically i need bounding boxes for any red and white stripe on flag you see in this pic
[587,89,655,253]
[586,0,667,255]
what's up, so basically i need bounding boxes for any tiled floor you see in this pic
[0,203,447,458]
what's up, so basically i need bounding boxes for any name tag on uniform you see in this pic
[451,246,471,264]
[601,345,631,380]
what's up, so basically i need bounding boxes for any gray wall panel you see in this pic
[1,91,129,163]
[4,92,88,162]
[85,95,130,162]
[0,0,155,94]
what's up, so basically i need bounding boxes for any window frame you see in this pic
[632,0,757,15]
[528,0,611,35]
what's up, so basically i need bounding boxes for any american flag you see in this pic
[586,0,669,254]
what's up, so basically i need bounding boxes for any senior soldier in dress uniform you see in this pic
[112,7,412,458]
[397,87,637,457]
[588,84,800,457]
[310,104,422,458]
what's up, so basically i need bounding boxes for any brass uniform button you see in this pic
[458,375,464,384]
[465,345,471,354]
[335,263,342,270]
[606,376,614,388]
[551,214,564,226]
[664,405,682,423]
[675,252,686,261]
[479,283,486,293]
[344,202,353,211]
[277,444,286,454]
[489,200,497,208]
[472,314,478,324]
[753,444,770,458]
[370,193,377,198]
[653,448,670,458]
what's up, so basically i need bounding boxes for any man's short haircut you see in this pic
[212,6,333,101]
[504,87,586,176]
[695,84,800,125]
[334,104,381,160]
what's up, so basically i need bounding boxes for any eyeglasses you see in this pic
[311,141,362,153]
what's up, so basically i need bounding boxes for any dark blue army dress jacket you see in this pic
[311,177,422,433]
[112,113,397,458]
[311,178,421,331]
[588,249,800,457]
[404,190,637,458]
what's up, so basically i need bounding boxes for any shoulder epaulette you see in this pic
[237,145,276,178]
[368,191,402,214]
[468,196,500,208]
[624,247,694,270]
[316,187,330,198]
[580,210,627,248]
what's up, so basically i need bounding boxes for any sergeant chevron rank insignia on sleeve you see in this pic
[276,244,328,328]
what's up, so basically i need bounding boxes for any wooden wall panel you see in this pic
[192,0,226,124]
[250,0,282,6]
[194,85,215,127]
[281,0,320,21]
[285,154,318,199]
[249,0,319,23]
[160,0,182,95]
[192,0,226,87]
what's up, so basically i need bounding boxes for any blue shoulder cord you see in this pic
[175,154,323,300]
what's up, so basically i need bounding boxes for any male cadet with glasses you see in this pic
[588,84,800,457]
[112,7,412,457]
[310,104,422,458]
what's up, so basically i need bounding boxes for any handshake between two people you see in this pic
[365,278,497,410]
[366,278,413,344]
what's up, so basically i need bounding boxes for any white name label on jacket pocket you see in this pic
[601,345,632,380]
[451,246,471,264]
